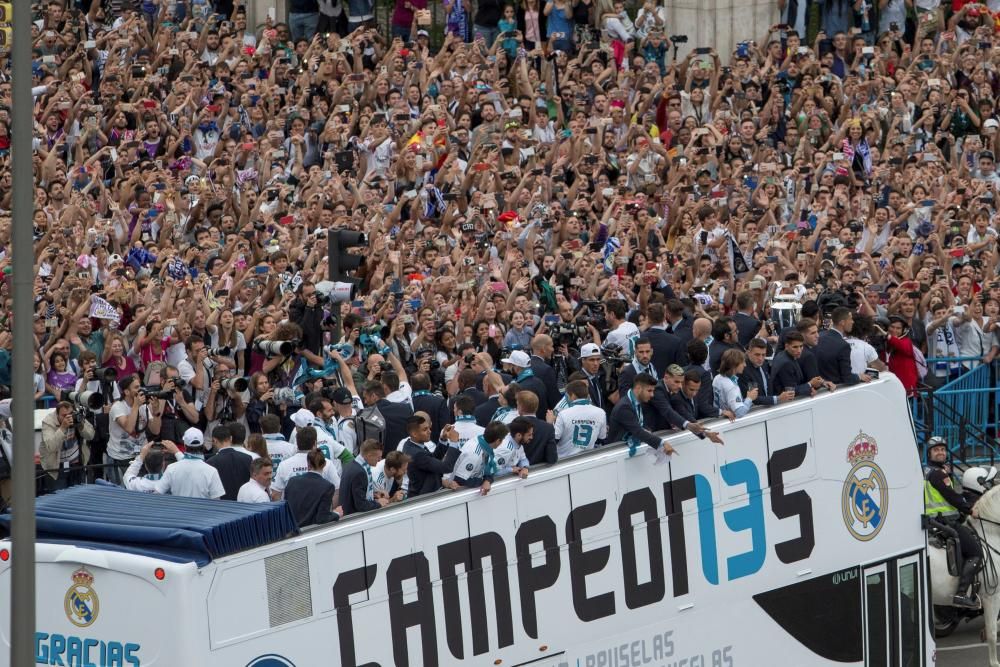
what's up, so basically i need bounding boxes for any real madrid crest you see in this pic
[842,431,889,541]
[64,566,100,628]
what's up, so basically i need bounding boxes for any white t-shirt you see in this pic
[237,478,271,503]
[554,401,608,459]
[153,457,225,499]
[605,321,641,358]
[846,337,879,376]
[386,382,413,408]
[290,421,348,475]
[272,451,340,493]
[108,400,149,461]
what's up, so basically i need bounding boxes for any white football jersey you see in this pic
[554,400,608,459]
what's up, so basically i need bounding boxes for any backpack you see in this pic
[355,404,386,448]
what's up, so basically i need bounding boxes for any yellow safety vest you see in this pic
[923,479,960,518]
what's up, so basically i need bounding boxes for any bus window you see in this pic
[752,566,862,662]
[864,566,889,667]
[897,558,921,667]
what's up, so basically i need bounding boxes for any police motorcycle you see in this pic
[929,463,999,637]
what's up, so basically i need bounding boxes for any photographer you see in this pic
[288,281,326,357]
[39,401,95,493]
[246,371,292,436]
[259,321,323,389]
[75,350,118,481]
[107,374,152,485]
[204,357,247,441]
[148,366,200,444]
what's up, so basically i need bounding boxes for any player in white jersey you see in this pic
[372,449,411,501]
[272,427,340,497]
[553,379,608,459]
[493,417,534,477]
[262,413,296,469]
[447,422,511,495]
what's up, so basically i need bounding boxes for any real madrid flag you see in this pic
[727,233,751,277]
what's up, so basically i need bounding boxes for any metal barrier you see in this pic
[911,357,1000,464]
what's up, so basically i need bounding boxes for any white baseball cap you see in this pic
[291,408,315,429]
[986,119,999,130]
[182,427,205,448]
[580,343,602,358]
[500,350,531,368]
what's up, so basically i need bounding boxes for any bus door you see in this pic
[862,555,925,667]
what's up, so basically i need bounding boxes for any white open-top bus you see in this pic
[0,375,932,667]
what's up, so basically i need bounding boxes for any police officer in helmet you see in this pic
[925,436,983,609]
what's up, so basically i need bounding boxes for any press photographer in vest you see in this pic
[40,401,95,492]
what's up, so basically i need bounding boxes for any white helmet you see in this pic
[962,466,999,495]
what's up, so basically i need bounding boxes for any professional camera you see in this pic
[220,377,249,393]
[272,386,301,406]
[96,367,118,383]
[577,300,608,332]
[207,346,232,357]
[552,322,588,345]
[255,339,298,357]
[67,390,102,411]
[168,377,187,390]
[140,386,173,400]
[600,343,629,365]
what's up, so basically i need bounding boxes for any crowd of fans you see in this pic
[3,0,1000,521]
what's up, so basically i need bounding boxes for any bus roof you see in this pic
[0,483,299,566]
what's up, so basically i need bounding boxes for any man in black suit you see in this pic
[362,382,414,457]
[617,338,658,396]
[410,372,450,443]
[205,424,252,501]
[671,369,735,422]
[579,344,609,411]
[514,392,557,464]
[684,340,718,419]
[739,338,796,406]
[501,350,549,419]
[649,365,723,442]
[402,414,461,497]
[708,317,741,375]
[770,332,830,396]
[340,440,389,516]
[608,373,676,458]
[530,334,561,411]
[284,449,340,526]
[795,317,823,382]
[733,290,763,349]
[814,307,871,385]
[666,299,694,347]
[644,302,687,372]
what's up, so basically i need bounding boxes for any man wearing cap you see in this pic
[500,350,549,419]
[152,427,225,500]
[924,436,983,609]
[973,150,1000,186]
[328,386,361,455]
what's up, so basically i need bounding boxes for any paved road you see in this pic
[937,615,995,666]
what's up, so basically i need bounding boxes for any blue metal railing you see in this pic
[910,357,1000,464]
